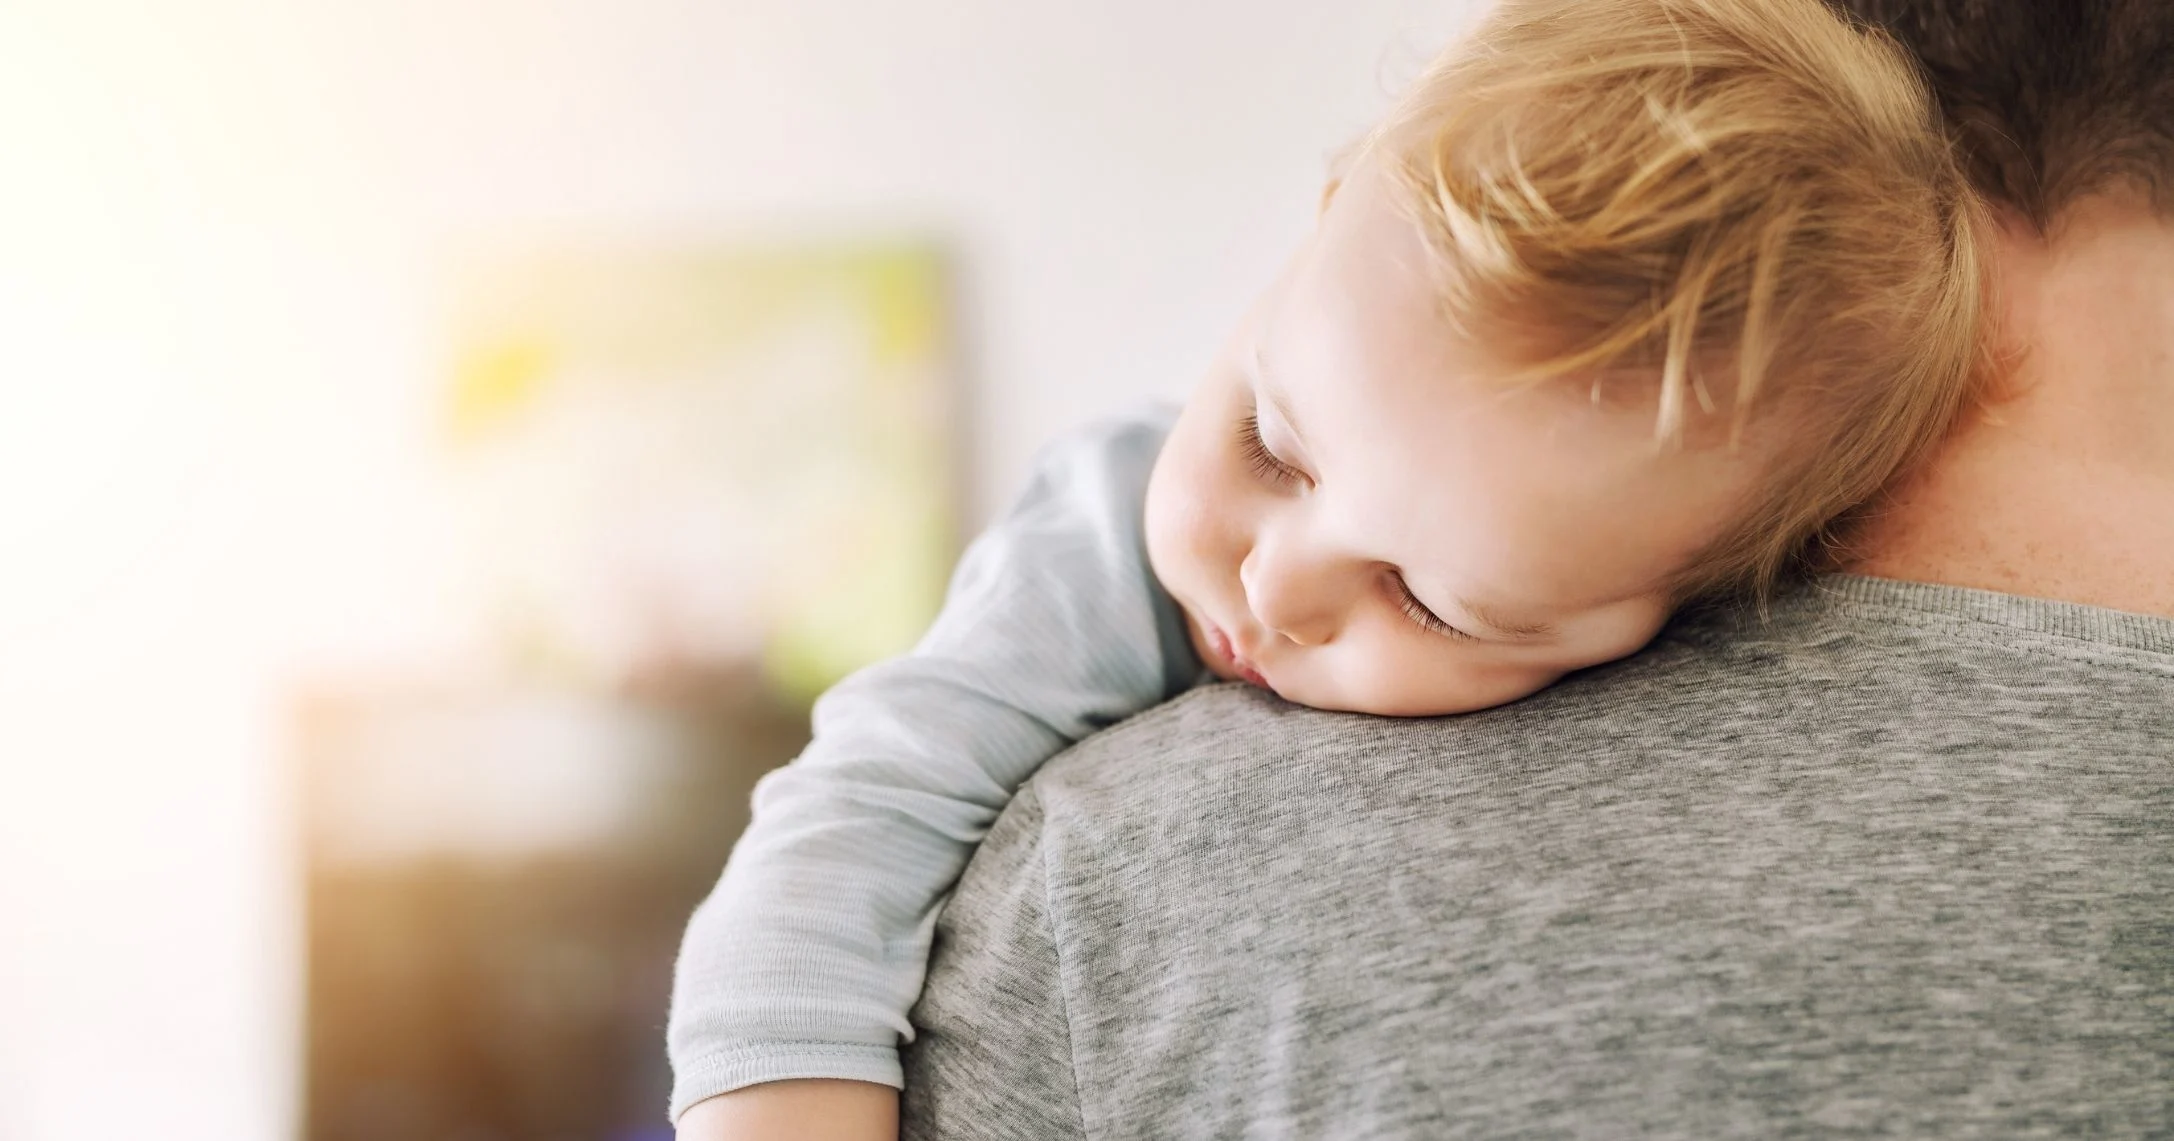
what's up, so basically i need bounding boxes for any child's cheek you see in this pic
[1140,448,1191,594]
[1143,429,1226,593]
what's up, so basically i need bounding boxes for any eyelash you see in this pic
[1391,576,1477,641]
[1235,412,1306,489]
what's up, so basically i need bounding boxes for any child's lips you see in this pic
[1204,620,1271,690]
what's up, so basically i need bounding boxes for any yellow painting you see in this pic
[441,243,959,700]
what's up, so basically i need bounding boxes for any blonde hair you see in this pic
[1369,0,1989,602]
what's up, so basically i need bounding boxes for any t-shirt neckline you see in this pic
[1809,573,2174,657]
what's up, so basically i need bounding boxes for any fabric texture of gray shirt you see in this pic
[900,576,2174,1139]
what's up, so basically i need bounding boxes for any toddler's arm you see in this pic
[674,1079,896,1141]
[666,409,1192,1125]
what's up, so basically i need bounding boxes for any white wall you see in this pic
[0,1,1479,1137]
[311,0,1484,515]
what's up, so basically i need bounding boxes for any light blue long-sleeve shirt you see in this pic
[665,405,1197,1119]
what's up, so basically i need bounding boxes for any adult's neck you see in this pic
[1851,193,2174,617]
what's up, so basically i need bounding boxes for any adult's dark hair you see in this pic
[1832,0,2174,226]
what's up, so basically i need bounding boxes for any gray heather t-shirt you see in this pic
[900,576,2174,1139]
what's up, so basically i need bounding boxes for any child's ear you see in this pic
[1318,177,1343,217]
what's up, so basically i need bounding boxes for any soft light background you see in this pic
[0,0,1479,1137]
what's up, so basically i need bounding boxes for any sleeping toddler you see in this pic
[669,0,1989,1133]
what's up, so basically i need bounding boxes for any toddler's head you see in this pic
[1144,0,1986,715]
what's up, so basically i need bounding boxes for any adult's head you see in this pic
[1830,0,2174,228]
[1826,0,2174,615]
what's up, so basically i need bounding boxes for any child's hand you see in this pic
[675,1079,899,1141]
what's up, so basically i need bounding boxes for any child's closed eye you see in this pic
[1236,412,1306,489]
[1388,572,1478,641]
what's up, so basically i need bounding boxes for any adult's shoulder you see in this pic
[1031,574,2174,854]
[968,586,2174,1136]
[1022,623,1737,839]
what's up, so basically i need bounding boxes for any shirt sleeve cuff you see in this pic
[669,1044,905,1124]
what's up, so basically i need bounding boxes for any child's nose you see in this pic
[1239,540,1339,647]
